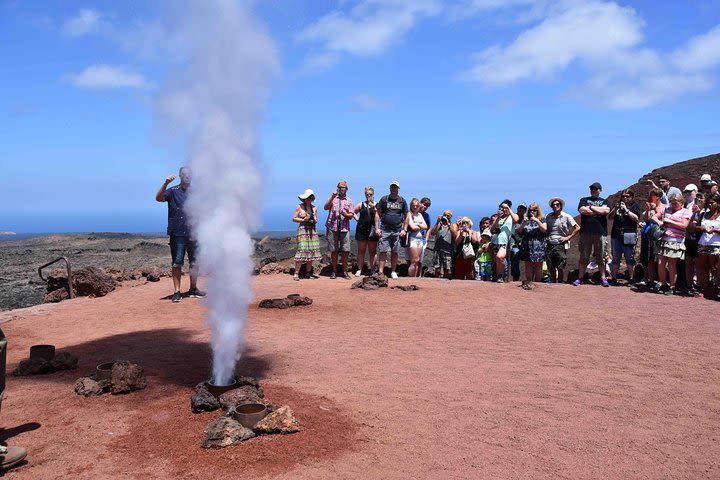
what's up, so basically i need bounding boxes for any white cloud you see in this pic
[348,93,392,112]
[463,1,644,84]
[298,0,441,65]
[460,1,720,109]
[64,65,150,89]
[300,52,340,74]
[63,8,102,37]
[671,24,720,72]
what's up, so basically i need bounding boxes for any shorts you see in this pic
[169,235,197,268]
[578,233,608,265]
[378,230,401,253]
[409,237,424,248]
[546,242,568,270]
[658,240,686,260]
[355,224,379,242]
[433,250,453,271]
[474,260,492,279]
[326,228,351,253]
[698,244,720,256]
[611,238,636,266]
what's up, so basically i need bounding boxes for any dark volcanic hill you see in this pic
[606,152,720,204]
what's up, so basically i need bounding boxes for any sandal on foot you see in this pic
[0,446,27,471]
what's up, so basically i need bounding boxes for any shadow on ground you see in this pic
[10,328,273,388]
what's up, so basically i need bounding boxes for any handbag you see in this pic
[644,223,665,241]
[622,230,638,246]
[461,235,475,259]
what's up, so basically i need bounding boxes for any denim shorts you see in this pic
[169,235,197,268]
[611,238,636,266]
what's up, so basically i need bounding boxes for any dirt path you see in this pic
[1,276,718,479]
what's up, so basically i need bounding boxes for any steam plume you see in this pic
[154,0,279,384]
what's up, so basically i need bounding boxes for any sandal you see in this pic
[0,445,27,471]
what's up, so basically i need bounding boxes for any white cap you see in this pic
[684,184,698,192]
[700,173,712,183]
[298,188,314,200]
[390,180,400,188]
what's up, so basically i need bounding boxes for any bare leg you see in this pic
[357,240,367,273]
[390,251,399,273]
[330,252,339,273]
[172,266,182,292]
[495,248,507,280]
[524,261,532,282]
[657,256,668,286]
[667,258,678,289]
[378,252,387,274]
[189,264,198,290]
[368,241,378,271]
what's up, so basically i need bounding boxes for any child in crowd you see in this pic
[475,229,493,281]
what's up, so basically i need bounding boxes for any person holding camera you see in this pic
[430,210,454,278]
[685,191,706,295]
[696,193,720,293]
[608,189,644,284]
[292,189,321,281]
[405,198,428,277]
[324,181,355,279]
[638,188,666,288]
[490,200,519,283]
[353,186,379,276]
[453,217,479,280]
[516,202,547,282]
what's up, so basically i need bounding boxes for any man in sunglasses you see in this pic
[608,189,644,284]
[574,182,611,286]
[545,198,579,283]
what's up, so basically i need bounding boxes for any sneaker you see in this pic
[650,283,662,294]
[572,279,582,286]
[171,291,182,303]
[497,278,504,283]
[330,271,337,279]
[187,288,206,298]
[343,272,351,280]
[601,278,610,288]
[355,269,362,277]
[390,271,399,279]
[293,274,300,281]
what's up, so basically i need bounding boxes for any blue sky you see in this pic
[1,0,719,233]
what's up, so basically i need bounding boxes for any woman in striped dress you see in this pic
[293,189,322,281]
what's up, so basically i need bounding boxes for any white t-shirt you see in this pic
[546,211,578,244]
[699,215,720,246]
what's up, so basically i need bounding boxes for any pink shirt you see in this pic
[325,196,354,232]
[662,207,691,241]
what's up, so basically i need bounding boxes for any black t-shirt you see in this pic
[610,202,645,239]
[377,195,408,232]
[578,196,610,235]
[164,185,190,237]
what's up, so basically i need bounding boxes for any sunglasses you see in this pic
[622,194,632,198]
[551,202,561,207]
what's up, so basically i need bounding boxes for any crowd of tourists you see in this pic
[292,174,720,297]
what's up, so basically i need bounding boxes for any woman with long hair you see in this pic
[292,189,322,281]
[490,200,519,283]
[517,202,547,282]
[404,198,428,277]
[353,186,379,276]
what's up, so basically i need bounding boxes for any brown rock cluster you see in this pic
[73,360,147,397]
[351,273,389,290]
[258,294,313,309]
[13,351,78,376]
[193,376,300,448]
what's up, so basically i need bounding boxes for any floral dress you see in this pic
[519,218,546,262]
[295,204,322,262]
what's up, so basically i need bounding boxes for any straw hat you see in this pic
[298,188,315,201]
[548,197,565,209]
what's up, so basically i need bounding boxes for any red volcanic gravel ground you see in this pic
[0,275,718,479]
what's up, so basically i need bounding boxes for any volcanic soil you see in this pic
[0,275,718,479]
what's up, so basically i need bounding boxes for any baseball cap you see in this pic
[710,180,718,186]
[684,184,698,192]
[390,180,400,188]
[700,173,712,183]
[589,182,602,190]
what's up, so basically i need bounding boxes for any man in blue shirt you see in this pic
[155,167,205,303]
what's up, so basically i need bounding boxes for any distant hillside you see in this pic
[607,152,720,204]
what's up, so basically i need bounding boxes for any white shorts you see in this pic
[409,238,424,248]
